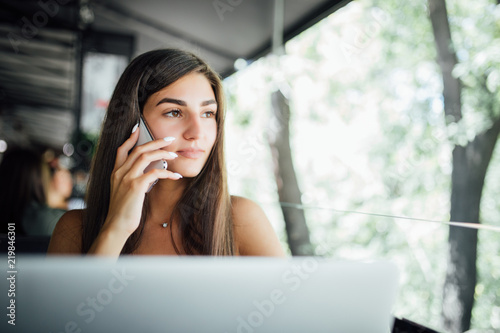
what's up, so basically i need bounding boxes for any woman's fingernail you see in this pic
[131,123,139,133]
[173,173,183,178]
[164,137,176,142]
[168,152,178,158]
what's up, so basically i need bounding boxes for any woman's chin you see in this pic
[167,167,202,179]
[167,160,207,179]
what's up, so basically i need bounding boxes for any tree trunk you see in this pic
[444,121,500,332]
[428,0,500,331]
[268,89,314,255]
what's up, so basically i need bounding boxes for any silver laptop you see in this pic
[1,256,399,333]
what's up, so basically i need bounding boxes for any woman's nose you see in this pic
[183,115,202,140]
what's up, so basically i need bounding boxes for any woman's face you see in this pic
[51,167,73,198]
[142,72,218,178]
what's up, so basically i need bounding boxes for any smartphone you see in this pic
[135,115,167,192]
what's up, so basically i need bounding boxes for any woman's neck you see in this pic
[146,178,187,223]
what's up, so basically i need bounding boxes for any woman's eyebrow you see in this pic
[156,98,217,107]
[201,99,217,106]
[156,98,186,106]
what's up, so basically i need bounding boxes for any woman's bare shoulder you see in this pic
[47,209,84,255]
[231,196,285,257]
[231,195,257,219]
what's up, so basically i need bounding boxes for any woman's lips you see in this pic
[177,149,204,159]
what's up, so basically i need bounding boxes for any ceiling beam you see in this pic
[221,0,351,77]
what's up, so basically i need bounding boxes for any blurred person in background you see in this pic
[45,152,75,210]
[0,147,67,236]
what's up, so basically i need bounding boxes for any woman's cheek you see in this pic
[153,124,179,141]
[208,123,217,149]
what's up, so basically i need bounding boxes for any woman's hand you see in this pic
[88,124,182,255]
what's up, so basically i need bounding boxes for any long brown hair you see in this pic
[82,49,235,255]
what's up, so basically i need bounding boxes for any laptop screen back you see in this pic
[1,256,399,333]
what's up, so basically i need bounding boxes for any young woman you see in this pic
[48,49,285,257]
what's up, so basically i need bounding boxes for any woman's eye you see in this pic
[202,111,216,118]
[165,110,181,118]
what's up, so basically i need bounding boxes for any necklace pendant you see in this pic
[162,222,168,228]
